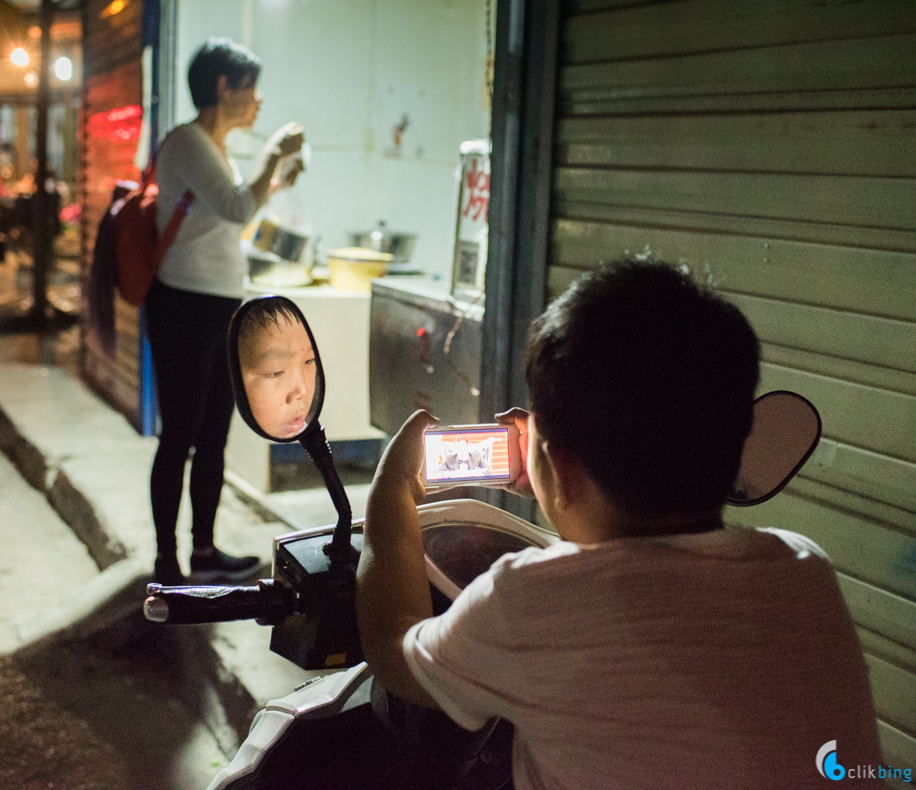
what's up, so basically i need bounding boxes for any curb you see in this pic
[0,397,130,568]
[12,559,150,657]
[0,362,309,760]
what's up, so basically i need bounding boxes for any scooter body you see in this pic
[208,499,550,790]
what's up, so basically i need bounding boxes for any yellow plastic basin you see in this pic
[326,247,393,292]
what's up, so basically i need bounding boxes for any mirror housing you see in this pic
[227,294,354,564]
[227,295,326,443]
[726,390,821,507]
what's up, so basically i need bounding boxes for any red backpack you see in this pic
[110,165,194,306]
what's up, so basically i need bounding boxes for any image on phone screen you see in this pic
[424,427,511,485]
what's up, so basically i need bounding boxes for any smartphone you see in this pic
[421,423,522,490]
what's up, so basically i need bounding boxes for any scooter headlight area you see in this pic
[143,499,556,670]
[145,499,548,790]
[267,499,557,671]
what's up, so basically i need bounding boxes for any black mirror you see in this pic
[228,295,325,443]
[726,390,821,506]
[228,295,353,564]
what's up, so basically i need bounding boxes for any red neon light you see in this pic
[106,105,142,123]
[87,104,143,142]
[88,104,142,126]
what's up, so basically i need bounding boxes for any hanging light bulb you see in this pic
[55,56,73,81]
[11,47,29,67]
[100,0,126,18]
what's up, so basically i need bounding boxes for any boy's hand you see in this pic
[360,409,441,710]
[495,407,534,497]
[374,409,438,505]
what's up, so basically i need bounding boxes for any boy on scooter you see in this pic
[356,259,882,789]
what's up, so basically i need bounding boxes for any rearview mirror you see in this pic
[227,295,325,443]
[726,390,821,506]
[228,294,354,564]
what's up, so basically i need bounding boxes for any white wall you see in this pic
[174,0,493,282]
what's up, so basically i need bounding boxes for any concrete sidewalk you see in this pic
[0,359,370,757]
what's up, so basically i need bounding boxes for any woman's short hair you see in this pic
[187,38,261,109]
[526,259,760,518]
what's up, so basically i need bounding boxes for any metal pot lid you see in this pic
[326,246,394,262]
[351,228,417,239]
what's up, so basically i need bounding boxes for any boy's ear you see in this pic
[542,443,582,511]
[216,74,229,98]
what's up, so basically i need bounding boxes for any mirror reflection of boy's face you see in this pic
[241,315,317,439]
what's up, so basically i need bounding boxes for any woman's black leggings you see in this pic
[145,279,241,558]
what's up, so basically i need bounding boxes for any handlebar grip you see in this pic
[144,579,296,625]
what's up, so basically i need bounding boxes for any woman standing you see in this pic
[147,38,304,584]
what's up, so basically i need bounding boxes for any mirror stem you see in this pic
[300,425,354,564]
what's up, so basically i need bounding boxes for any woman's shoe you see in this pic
[190,548,260,583]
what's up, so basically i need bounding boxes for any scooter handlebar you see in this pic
[144,578,297,626]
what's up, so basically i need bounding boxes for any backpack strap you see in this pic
[141,125,175,187]
[152,189,195,268]
[147,127,195,267]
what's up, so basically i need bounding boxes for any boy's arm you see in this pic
[356,410,441,709]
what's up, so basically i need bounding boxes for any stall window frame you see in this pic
[479,0,559,520]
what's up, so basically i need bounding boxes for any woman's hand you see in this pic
[268,122,305,157]
[269,153,305,195]
[249,123,305,205]
[280,154,305,186]
[496,407,534,497]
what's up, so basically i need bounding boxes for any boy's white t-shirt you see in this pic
[403,527,882,790]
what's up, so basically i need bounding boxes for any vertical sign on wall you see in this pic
[452,140,490,301]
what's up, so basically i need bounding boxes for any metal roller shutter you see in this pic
[80,0,146,426]
[553,0,916,774]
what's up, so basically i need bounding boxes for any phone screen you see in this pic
[424,426,511,485]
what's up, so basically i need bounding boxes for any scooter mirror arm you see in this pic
[299,422,355,565]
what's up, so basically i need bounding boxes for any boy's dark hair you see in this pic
[526,259,760,518]
[237,298,301,366]
[187,38,261,109]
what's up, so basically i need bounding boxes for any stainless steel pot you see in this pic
[254,219,310,263]
[348,222,417,263]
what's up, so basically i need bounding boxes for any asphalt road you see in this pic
[0,449,230,790]
[0,244,231,789]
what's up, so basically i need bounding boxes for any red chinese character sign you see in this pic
[451,140,490,301]
[463,156,489,222]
